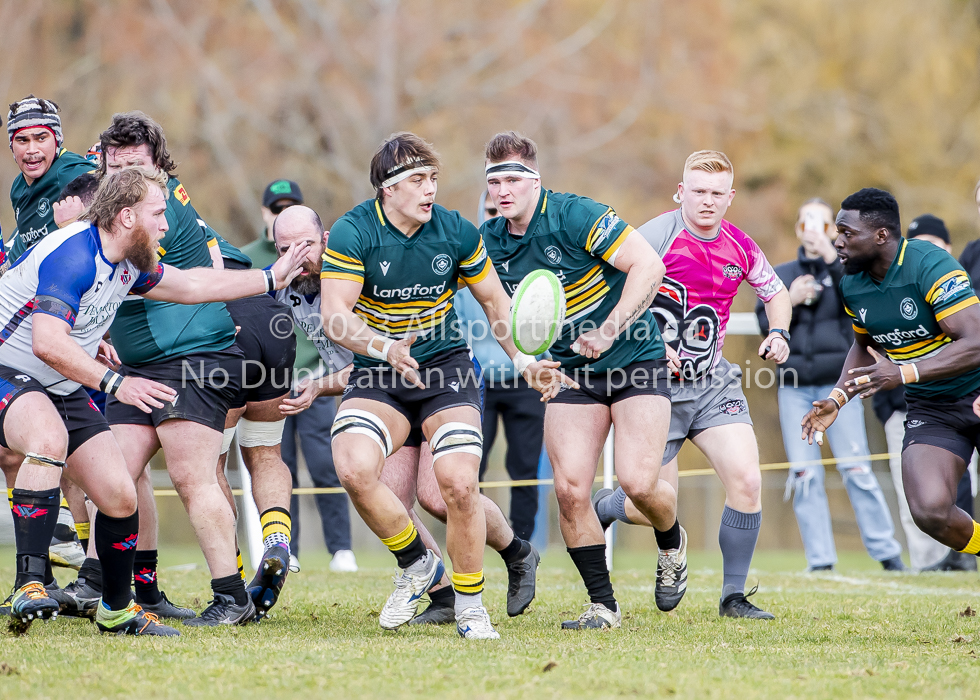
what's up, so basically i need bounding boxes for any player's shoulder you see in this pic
[903,237,953,264]
[549,190,610,226]
[431,204,478,237]
[636,209,685,252]
[166,176,192,208]
[35,222,100,277]
[53,148,95,171]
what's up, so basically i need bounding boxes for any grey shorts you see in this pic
[662,357,753,464]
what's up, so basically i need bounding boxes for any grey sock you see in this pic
[597,488,634,526]
[718,506,761,600]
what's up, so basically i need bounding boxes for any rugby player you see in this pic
[0,167,306,635]
[96,112,262,625]
[481,131,672,630]
[320,133,566,640]
[593,150,791,619]
[803,188,980,574]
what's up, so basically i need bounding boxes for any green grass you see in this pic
[0,547,978,699]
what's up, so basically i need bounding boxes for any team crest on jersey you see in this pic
[906,419,925,428]
[933,275,971,305]
[173,185,190,205]
[719,399,747,416]
[432,254,451,275]
[36,198,50,218]
[120,268,132,285]
[900,297,918,320]
[591,212,621,250]
[544,245,562,265]
[722,263,743,280]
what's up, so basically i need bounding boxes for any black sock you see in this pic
[133,549,162,605]
[77,557,103,591]
[212,573,249,606]
[45,558,55,587]
[392,533,427,570]
[568,544,617,611]
[11,488,60,588]
[94,510,139,610]
[79,538,89,553]
[428,585,455,608]
[655,519,682,551]
[499,536,531,566]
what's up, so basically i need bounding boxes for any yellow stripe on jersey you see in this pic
[887,337,950,362]
[541,192,548,214]
[852,324,868,334]
[355,307,452,334]
[586,208,615,252]
[321,271,364,283]
[158,246,167,257]
[461,239,486,268]
[926,271,970,304]
[460,258,491,284]
[374,200,386,226]
[897,238,907,266]
[328,250,363,266]
[935,296,979,321]
[600,225,632,262]
[888,333,949,354]
[565,264,603,293]
[567,281,610,316]
[207,238,219,248]
[357,289,452,312]
[323,251,365,273]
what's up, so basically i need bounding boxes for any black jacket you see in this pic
[755,247,851,386]
[959,239,980,296]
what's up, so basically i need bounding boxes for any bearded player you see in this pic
[321,133,567,640]
[803,188,980,577]
[594,151,791,619]
[482,131,673,630]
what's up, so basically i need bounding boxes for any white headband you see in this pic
[485,161,540,180]
[381,158,435,189]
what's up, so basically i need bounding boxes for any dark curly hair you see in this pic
[99,111,177,177]
[840,188,901,238]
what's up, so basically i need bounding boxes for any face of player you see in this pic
[677,169,735,235]
[486,170,539,223]
[125,184,169,272]
[11,127,58,185]
[104,143,156,174]
[834,208,888,275]
[276,220,326,296]
[383,170,438,231]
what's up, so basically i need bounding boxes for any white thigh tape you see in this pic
[429,422,483,464]
[220,426,237,455]
[238,418,286,448]
[331,409,393,457]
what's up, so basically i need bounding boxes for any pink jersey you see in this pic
[637,209,782,378]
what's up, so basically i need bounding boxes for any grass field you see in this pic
[0,546,978,699]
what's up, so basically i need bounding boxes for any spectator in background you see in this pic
[758,199,904,571]
[881,213,976,572]
[241,179,357,574]
[454,191,543,540]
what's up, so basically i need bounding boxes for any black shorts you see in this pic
[224,295,296,408]
[342,348,482,447]
[0,365,110,457]
[549,358,671,406]
[105,348,244,432]
[903,391,980,464]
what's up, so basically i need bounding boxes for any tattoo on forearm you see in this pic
[618,284,656,332]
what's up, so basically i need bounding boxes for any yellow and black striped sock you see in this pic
[260,507,291,552]
[236,548,246,581]
[380,521,426,569]
[452,570,485,612]
[76,521,90,552]
[7,488,13,510]
[958,521,980,556]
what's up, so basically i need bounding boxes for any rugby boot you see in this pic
[561,602,621,630]
[456,606,500,640]
[96,600,180,637]
[655,525,688,612]
[247,544,289,620]
[506,542,539,617]
[183,593,256,626]
[379,550,444,630]
[137,591,196,620]
[719,587,775,620]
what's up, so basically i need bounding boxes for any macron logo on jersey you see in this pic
[380,261,391,276]
[859,308,867,323]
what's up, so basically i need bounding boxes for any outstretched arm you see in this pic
[141,241,309,304]
[801,332,879,445]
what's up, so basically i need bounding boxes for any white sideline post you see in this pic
[603,426,615,571]
[235,439,264,572]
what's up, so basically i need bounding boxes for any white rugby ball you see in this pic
[509,269,566,355]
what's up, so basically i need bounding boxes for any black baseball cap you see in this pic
[262,179,304,208]
[907,213,950,244]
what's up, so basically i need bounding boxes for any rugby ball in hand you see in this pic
[509,269,566,355]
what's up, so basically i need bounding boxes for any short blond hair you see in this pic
[82,167,169,230]
[683,150,733,179]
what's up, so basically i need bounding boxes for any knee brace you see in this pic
[429,422,483,465]
[220,426,237,455]
[238,418,286,448]
[24,453,66,469]
[331,409,393,458]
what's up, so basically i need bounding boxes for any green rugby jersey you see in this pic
[8,148,95,259]
[109,177,236,366]
[482,190,664,373]
[204,225,253,268]
[320,199,491,369]
[841,237,980,400]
